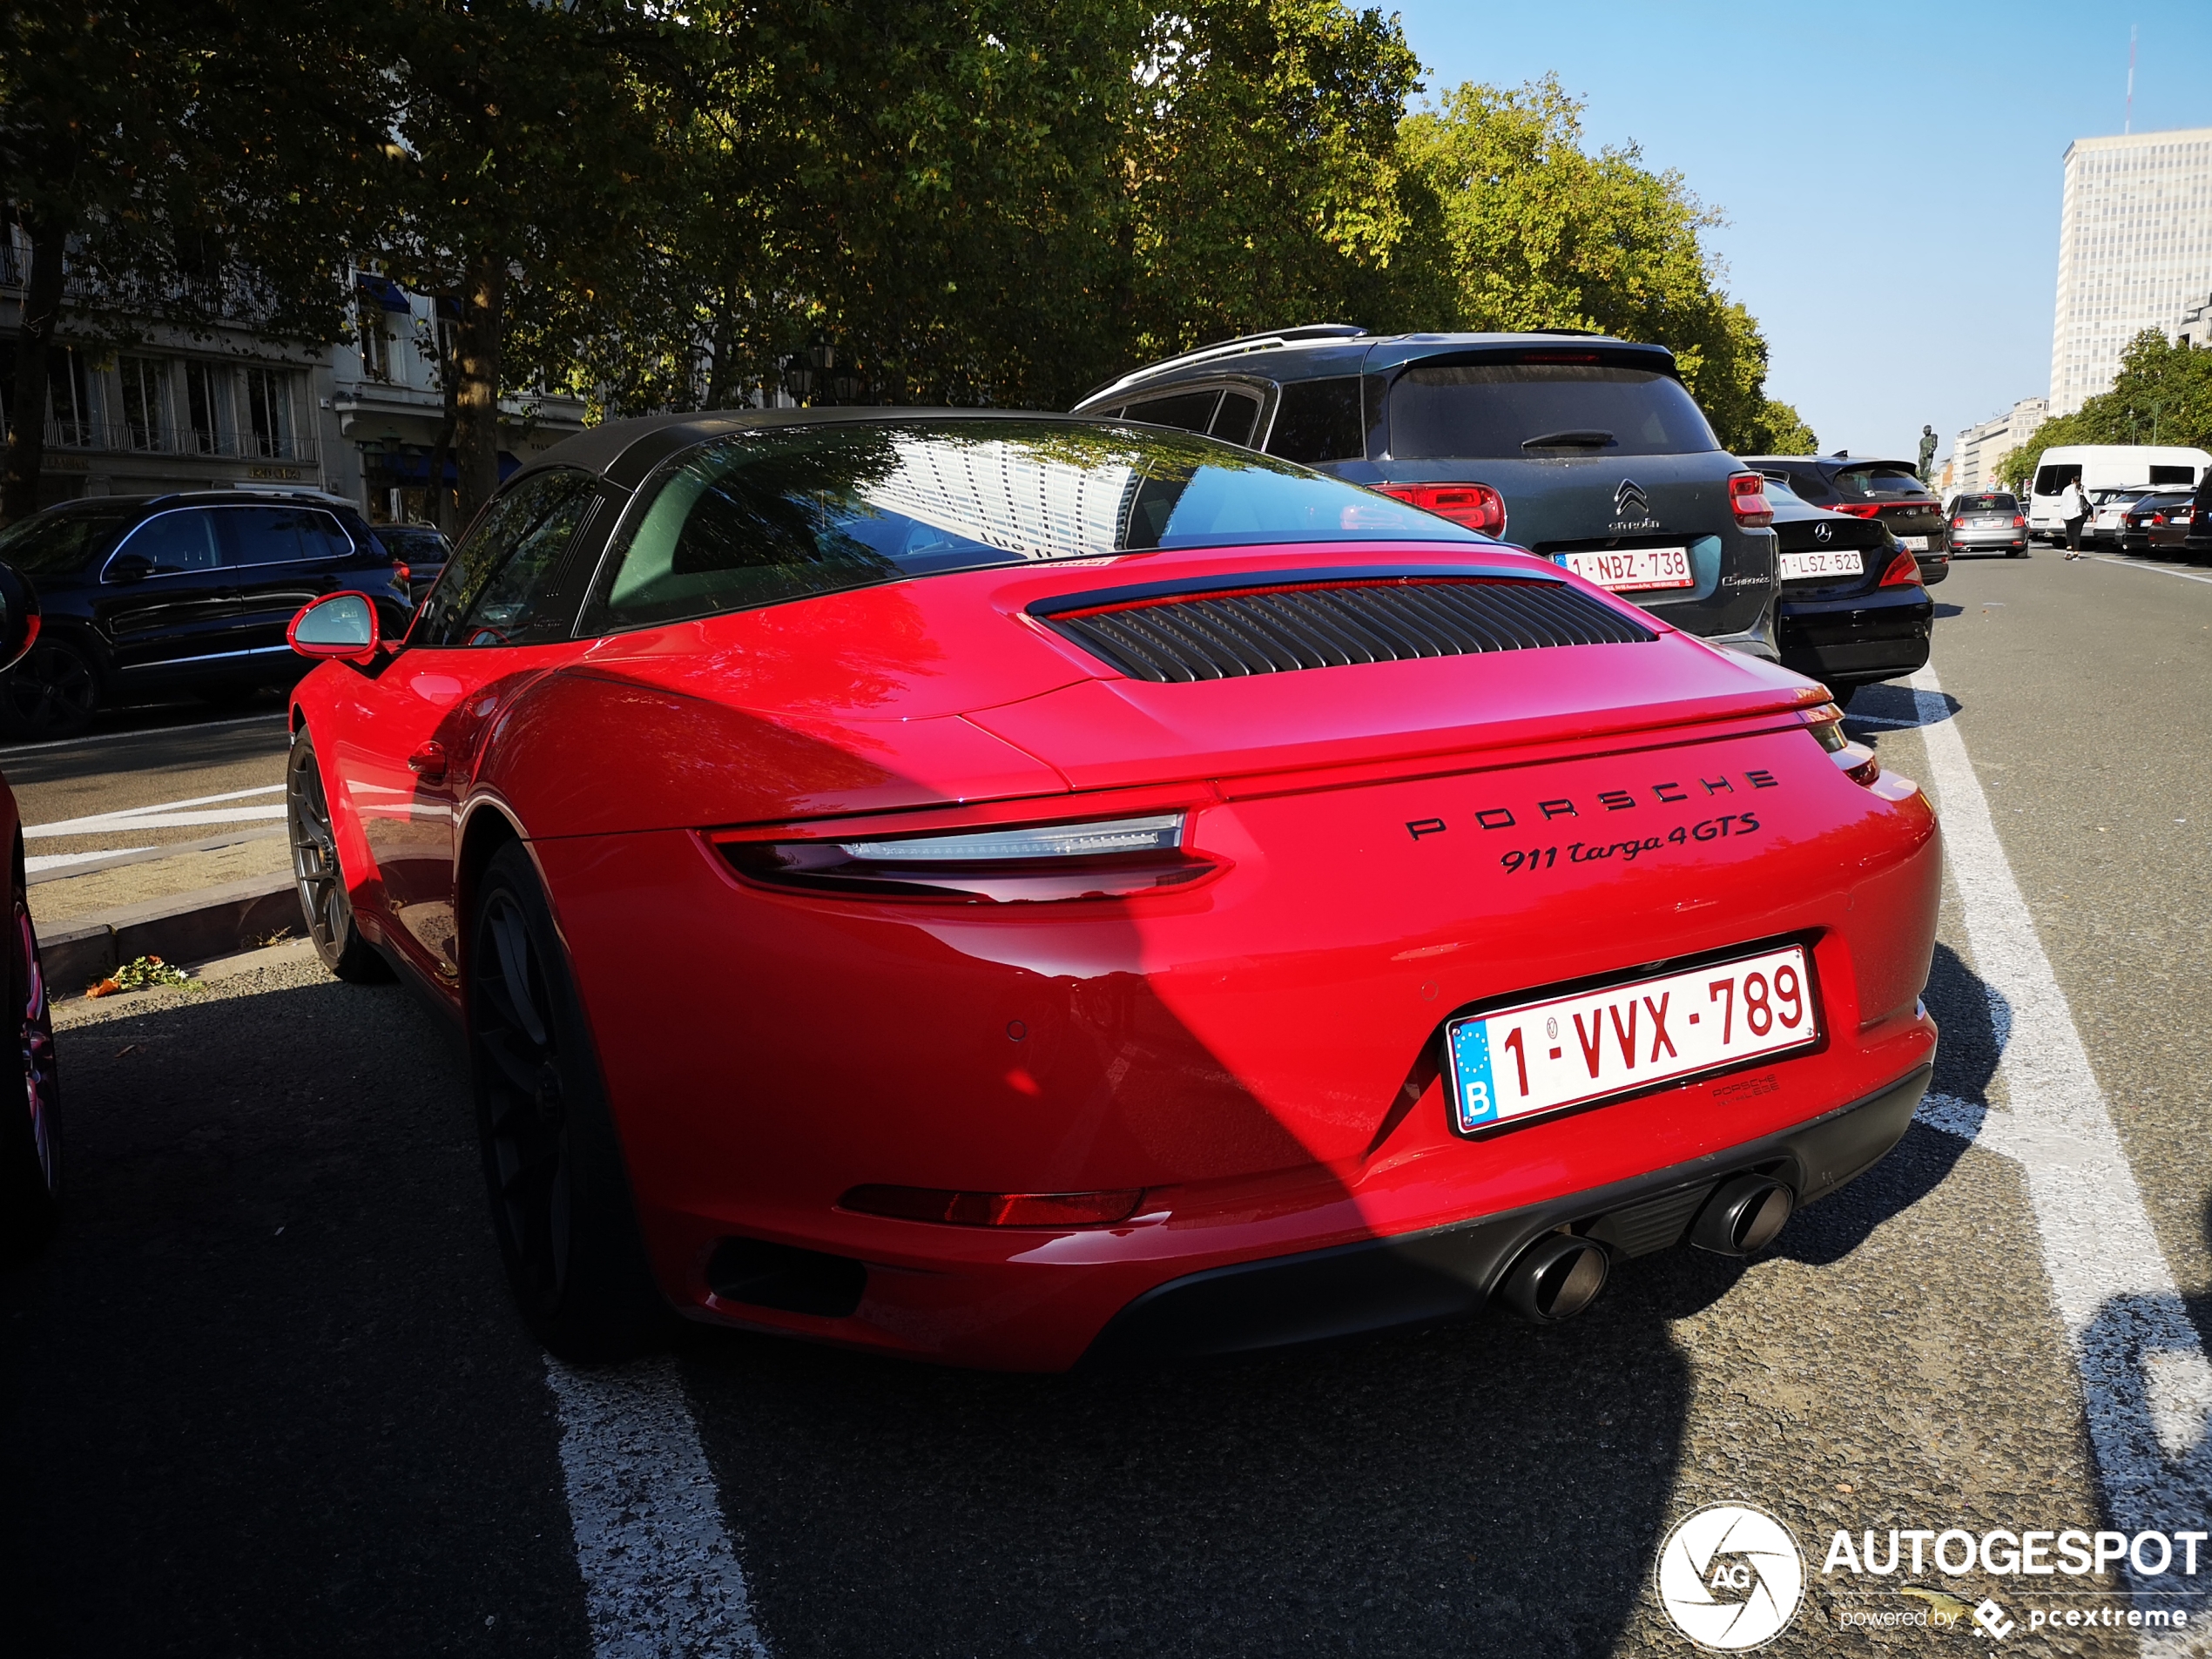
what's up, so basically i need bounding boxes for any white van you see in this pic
[2027,445,2211,542]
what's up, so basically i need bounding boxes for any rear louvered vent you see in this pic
[1041,577,1655,684]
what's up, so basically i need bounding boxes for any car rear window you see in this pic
[0,504,134,574]
[582,419,1481,631]
[1832,466,1930,502]
[1387,363,1718,460]
[1955,494,2015,512]
[2033,464,2080,495]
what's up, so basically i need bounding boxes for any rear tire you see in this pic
[469,841,669,1361]
[3,637,101,739]
[287,729,391,983]
[0,861,59,1263]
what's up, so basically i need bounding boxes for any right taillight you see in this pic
[1728,471,1774,527]
[1877,549,1921,588]
[1805,702,1881,786]
[2012,516,2026,528]
[1371,481,1507,537]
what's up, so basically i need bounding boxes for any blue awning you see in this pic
[355,273,411,313]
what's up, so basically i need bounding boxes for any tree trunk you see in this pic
[422,310,459,534]
[0,213,71,528]
[452,250,508,530]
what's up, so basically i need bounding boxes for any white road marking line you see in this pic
[1905,664,2212,1644]
[2094,555,2212,586]
[545,1357,771,1659]
[25,783,287,840]
[0,710,287,758]
[24,846,156,874]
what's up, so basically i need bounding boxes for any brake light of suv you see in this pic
[1371,481,1507,538]
[1728,472,1774,528]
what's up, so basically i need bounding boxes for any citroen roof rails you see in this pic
[1079,323,1369,405]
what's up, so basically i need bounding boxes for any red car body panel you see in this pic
[293,536,1939,1370]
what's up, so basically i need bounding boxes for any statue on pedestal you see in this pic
[1918,424,1938,482]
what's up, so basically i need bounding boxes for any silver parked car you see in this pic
[1946,491,2027,556]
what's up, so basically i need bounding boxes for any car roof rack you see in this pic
[1079,323,1369,405]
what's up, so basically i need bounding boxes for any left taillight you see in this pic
[717,811,1216,902]
[1729,472,1774,528]
[1371,481,1507,537]
[1877,549,1921,588]
[1805,702,1881,786]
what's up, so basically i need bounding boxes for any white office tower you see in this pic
[2048,126,2212,416]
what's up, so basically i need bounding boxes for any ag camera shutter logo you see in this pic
[1656,1503,1805,1650]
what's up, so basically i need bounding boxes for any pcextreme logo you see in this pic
[1656,1503,1806,1650]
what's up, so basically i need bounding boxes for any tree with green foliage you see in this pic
[0,0,383,523]
[1995,330,2212,490]
[1381,75,1797,452]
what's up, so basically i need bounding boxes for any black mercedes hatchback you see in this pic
[1072,327,1782,658]
[0,489,410,737]
[1761,473,1931,706]
[1743,452,1950,583]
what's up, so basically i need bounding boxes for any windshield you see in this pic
[1387,362,1719,460]
[0,504,134,575]
[1833,466,1930,502]
[583,420,1482,631]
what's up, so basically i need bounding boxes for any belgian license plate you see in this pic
[1557,546,1693,592]
[1444,945,1820,1135]
[1896,535,1929,550]
[1777,549,1863,581]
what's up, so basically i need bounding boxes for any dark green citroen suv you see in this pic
[1072,326,1780,658]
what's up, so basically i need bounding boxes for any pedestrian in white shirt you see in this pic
[2058,479,2087,558]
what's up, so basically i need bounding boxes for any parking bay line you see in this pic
[1905,664,2212,1642]
[2093,555,2212,587]
[544,1357,771,1658]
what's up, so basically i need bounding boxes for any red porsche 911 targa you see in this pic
[284,413,1939,1369]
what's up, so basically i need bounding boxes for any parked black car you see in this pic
[374,522,455,605]
[0,489,410,737]
[2187,475,2212,563]
[1764,476,1931,708]
[1743,453,1950,583]
[1073,326,1782,658]
[2118,489,2196,556]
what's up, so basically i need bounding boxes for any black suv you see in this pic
[1073,327,1781,658]
[0,489,410,737]
[1743,454,1950,583]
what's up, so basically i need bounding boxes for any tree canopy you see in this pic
[1995,331,2212,489]
[3,3,1812,521]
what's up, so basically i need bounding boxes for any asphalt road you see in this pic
[3,547,2209,1657]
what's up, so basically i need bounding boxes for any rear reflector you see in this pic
[1371,481,1507,537]
[841,1184,1144,1228]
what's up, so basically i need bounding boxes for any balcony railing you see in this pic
[43,421,319,464]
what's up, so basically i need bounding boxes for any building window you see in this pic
[46,347,92,447]
[185,362,228,455]
[118,356,167,451]
[243,368,294,459]
[358,298,390,381]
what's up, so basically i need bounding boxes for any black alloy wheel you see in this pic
[3,637,100,739]
[0,867,60,1260]
[469,840,666,1359]
[286,730,389,983]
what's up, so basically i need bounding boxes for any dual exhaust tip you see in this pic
[1498,1174,1793,1325]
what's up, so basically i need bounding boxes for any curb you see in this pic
[41,873,301,992]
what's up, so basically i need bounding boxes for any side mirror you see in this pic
[0,561,40,674]
[287,591,381,663]
[105,552,152,583]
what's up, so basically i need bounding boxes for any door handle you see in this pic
[408,740,448,779]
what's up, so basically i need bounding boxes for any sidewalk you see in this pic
[29,829,301,992]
